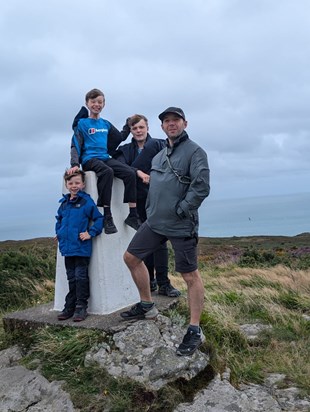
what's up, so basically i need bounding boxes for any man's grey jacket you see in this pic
[146,131,210,238]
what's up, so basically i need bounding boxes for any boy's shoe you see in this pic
[176,327,205,356]
[73,306,88,322]
[104,215,118,234]
[124,215,141,231]
[150,279,158,292]
[120,302,158,320]
[57,308,75,321]
[158,283,181,297]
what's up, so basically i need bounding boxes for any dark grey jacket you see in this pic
[146,132,210,238]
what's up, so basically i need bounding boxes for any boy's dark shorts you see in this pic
[127,222,198,273]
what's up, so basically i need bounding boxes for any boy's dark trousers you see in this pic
[83,158,137,207]
[64,256,90,310]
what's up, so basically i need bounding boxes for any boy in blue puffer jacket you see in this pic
[55,169,103,322]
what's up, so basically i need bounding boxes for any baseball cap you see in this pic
[158,107,186,121]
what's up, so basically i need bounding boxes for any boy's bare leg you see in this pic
[123,251,152,302]
[181,269,204,325]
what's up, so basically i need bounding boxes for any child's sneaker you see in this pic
[124,215,141,231]
[120,302,158,320]
[176,327,205,356]
[57,308,75,321]
[73,306,88,322]
[104,215,118,234]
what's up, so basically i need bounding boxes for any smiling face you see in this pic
[161,114,188,142]
[65,175,85,199]
[130,119,148,145]
[86,95,105,118]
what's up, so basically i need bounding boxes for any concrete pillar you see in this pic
[53,171,139,314]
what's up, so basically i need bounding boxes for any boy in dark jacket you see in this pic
[68,88,140,234]
[56,170,103,322]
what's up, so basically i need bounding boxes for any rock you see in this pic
[85,314,209,389]
[0,345,23,368]
[239,323,272,340]
[0,365,77,412]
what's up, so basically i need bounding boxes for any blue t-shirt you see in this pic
[77,118,111,164]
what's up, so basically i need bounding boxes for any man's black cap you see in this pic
[158,107,186,121]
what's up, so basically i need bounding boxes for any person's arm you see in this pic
[69,127,84,170]
[72,106,88,131]
[176,148,210,218]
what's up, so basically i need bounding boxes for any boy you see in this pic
[56,169,103,322]
[68,88,140,234]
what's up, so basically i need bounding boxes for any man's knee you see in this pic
[124,250,141,269]
[181,270,202,287]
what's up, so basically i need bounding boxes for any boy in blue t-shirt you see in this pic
[68,88,140,234]
[56,169,103,322]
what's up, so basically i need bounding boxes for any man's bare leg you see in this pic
[181,269,205,325]
[123,251,152,302]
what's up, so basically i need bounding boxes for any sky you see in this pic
[1,0,310,240]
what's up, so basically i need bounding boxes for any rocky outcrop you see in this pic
[174,371,310,412]
[0,347,76,412]
[85,314,209,390]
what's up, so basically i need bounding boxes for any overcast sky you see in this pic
[1,0,310,240]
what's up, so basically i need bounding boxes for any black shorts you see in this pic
[127,222,198,273]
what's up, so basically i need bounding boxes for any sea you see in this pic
[199,192,310,238]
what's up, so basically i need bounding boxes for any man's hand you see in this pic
[79,231,91,241]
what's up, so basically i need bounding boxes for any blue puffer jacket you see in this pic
[55,191,103,257]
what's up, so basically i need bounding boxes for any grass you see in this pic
[0,234,310,410]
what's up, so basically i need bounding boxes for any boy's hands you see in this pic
[67,166,80,175]
[79,231,91,241]
[137,170,150,184]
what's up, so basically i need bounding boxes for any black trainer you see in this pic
[150,279,158,292]
[158,283,181,297]
[124,215,141,231]
[104,215,118,234]
[176,327,205,356]
[120,302,158,320]
[57,308,75,321]
[73,306,88,322]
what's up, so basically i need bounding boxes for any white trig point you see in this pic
[53,171,139,314]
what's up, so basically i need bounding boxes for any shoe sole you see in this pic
[105,228,118,234]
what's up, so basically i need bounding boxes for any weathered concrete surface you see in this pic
[3,294,180,334]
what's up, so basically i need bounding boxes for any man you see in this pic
[114,114,180,297]
[121,107,210,356]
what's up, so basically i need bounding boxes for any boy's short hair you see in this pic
[85,88,105,102]
[128,114,148,128]
[64,169,86,183]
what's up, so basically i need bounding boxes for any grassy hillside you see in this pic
[0,234,309,411]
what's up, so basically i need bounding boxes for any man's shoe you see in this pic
[57,308,74,321]
[176,327,205,356]
[120,302,158,320]
[158,283,181,297]
[150,279,158,292]
[104,215,118,234]
[73,306,88,322]
[124,215,141,231]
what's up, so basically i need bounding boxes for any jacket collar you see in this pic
[165,130,189,149]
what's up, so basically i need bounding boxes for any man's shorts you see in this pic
[127,222,198,273]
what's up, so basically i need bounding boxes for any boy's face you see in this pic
[86,95,105,117]
[130,119,148,143]
[65,175,85,198]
